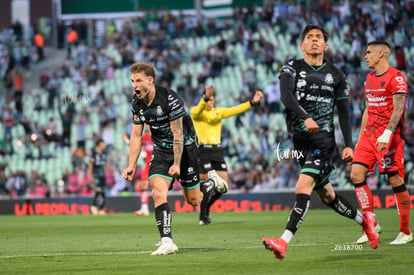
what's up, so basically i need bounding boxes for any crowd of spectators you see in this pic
[1,0,414,199]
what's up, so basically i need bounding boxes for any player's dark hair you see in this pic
[95,138,104,147]
[129,62,156,80]
[300,25,329,42]
[367,40,391,50]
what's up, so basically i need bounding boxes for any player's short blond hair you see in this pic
[129,62,156,80]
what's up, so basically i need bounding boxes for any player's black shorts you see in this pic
[149,144,200,190]
[293,135,335,189]
[93,177,106,190]
[198,144,227,174]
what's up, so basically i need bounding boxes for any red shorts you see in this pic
[353,134,405,178]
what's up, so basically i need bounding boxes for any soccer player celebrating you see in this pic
[262,25,379,260]
[351,41,412,245]
[123,62,227,255]
[191,84,262,225]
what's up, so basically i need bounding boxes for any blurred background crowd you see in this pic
[1,0,414,199]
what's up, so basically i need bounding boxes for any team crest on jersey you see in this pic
[325,73,333,84]
[297,79,306,88]
[156,106,163,115]
[381,81,385,87]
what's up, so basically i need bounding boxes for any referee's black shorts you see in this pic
[197,144,227,174]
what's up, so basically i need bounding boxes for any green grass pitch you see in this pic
[1,209,413,274]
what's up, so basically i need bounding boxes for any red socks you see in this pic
[394,187,411,235]
[355,182,374,213]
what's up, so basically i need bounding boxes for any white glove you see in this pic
[376,129,392,144]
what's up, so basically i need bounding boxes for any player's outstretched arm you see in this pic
[191,85,215,118]
[220,90,263,119]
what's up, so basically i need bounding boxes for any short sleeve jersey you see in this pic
[131,85,196,152]
[364,66,407,138]
[280,59,348,137]
[90,150,107,178]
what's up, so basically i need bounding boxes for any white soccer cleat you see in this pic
[90,206,99,216]
[208,170,228,193]
[151,238,178,255]
[357,223,382,244]
[134,209,150,216]
[389,232,413,245]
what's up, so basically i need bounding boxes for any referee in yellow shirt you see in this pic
[191,85,263,224]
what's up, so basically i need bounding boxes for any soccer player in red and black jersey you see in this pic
[351,41,412,245]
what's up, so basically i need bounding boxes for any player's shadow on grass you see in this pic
[179,247,227,253]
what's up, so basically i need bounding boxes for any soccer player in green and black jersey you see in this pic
[262,25,379,260]
[123,62,227,256]
[89,138,108,215]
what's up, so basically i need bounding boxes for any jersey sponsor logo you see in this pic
[395,76,405,84]
[321,85,334,92]
[366,94,386,103]
[170,108,184,118]
[385,148,396,156]
[156,115,168,121]
[305,94,332,103]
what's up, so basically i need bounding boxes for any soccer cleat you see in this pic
[199,182,214,225]
[208,170,228,193]
[90,206,99,215]
[262,236,288,260]
[151,239,178,255]
[199,216,211,225]
[389,232,413,245]
[134,209,150,216]
[356,224,382,244]
[98,209,106,215]
[361,212,379,249]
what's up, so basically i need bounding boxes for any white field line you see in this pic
[0,242,356,259]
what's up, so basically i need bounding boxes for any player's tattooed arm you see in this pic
[170,117,184,165]
[387,94,406,132]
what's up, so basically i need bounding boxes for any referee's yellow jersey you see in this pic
[190,99,252,145]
